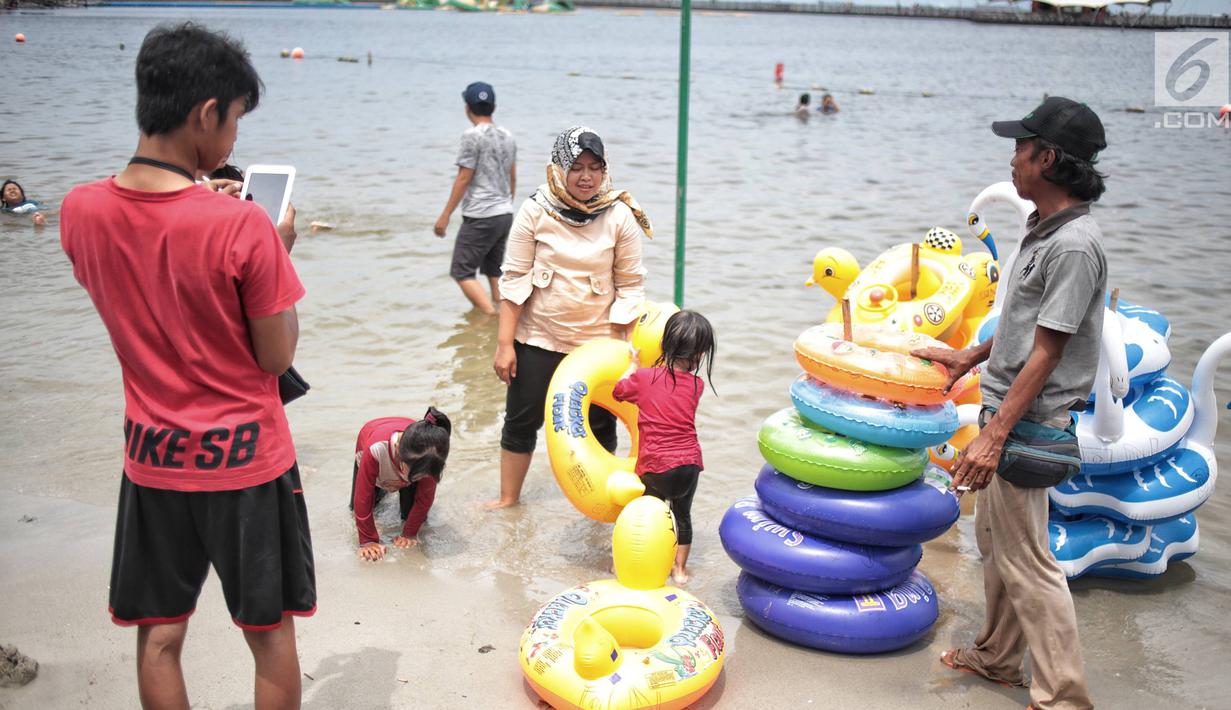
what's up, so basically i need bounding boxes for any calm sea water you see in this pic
[2,6,1230,705]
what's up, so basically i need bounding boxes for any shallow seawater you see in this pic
[1,6,1230,706]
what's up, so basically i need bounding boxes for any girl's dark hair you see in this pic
[136,22,263,136]
[1031,137,1107,202]
[654,310,717,393]
[210,164,244,181]
[799,93,811,105]
[1,180,25,208]
[398,406,452,482]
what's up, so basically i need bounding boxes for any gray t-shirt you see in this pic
[457,123,516,219]
[981,203,1107,424]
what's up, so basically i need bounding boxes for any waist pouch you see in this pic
[278,366,311,405]
[992,411,1082,488]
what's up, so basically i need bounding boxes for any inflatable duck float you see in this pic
[806,227,999,349]
[519,496,725,709]
[544,301,678,523]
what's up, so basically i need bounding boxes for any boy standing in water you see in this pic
[434,81,517,315]
[60,23,314,709]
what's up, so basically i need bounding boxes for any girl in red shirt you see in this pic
[613,310,716,583]
[350,407,452,561]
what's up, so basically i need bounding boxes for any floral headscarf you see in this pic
[530,126,652,237]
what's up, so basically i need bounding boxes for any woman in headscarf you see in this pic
[485,126,652,509]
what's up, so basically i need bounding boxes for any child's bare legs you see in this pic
[484,449,531,509]
[673,544,691,584]
[137,621,190,710]
[243,617,302,710]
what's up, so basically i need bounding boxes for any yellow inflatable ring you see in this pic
[545,338,645,523]
[520,497,726,710]
[794,323,973,405]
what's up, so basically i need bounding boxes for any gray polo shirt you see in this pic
[981,202,1107,424]
[457,123,516,219]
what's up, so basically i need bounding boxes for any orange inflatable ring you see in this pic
[794,323,972,406]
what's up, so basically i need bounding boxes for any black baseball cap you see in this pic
[992,96,1106,161]
[462,81,495,108]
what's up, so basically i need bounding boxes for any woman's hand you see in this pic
[31,212,46,227]
[911,346,977,393]
[494,342,517,384]
[357,542,386,561]
[392,536,418,549]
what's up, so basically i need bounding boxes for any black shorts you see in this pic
[450,213,513,281]
[501,340,618,455]
[109,464,316,631]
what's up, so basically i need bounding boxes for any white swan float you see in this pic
[1051,333,1231,525]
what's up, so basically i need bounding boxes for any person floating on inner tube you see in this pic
[351,407,452,561]
[613,310,717,584]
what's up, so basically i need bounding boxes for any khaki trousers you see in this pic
[955,474,1094,710]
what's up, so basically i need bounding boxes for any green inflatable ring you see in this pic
[757,408,927,491]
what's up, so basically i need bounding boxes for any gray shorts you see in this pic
[450,213,512,281]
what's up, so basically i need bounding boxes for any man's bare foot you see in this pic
[482,498,519,510]
[671,566,690,585]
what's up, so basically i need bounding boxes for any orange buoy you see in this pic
[15,33,27,43]
[290,47,304,59]
[773,62,784,87]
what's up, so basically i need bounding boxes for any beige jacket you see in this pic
[499,199,646,353]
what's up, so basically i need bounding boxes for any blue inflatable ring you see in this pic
[719,497,921,595]
[755,464,960,546]
[790,375,958,449]
[738,570,939,654]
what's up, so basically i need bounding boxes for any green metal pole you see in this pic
[673,0,692,307]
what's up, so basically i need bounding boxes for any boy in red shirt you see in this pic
[350,408,452,561]
[613,310,717,584]
[59,23,312,709]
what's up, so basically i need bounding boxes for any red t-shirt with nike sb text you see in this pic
[61,178,304,492]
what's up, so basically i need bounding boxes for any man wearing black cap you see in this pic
[914,96,1107,710]
[434,81,517,315]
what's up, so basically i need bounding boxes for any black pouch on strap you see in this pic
[996,416,1082,488]
[278,366,311,405]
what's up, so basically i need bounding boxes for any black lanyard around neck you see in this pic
[128,156,196,182]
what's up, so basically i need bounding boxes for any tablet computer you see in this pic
[240,164,295,224]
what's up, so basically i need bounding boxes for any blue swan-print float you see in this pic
[1050,332,1231,525]
[1087,515,1199,580]
[1047,515,1151,579]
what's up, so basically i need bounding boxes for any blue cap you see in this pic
[462,82,495,108]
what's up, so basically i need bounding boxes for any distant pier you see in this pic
[574,0,1231,29]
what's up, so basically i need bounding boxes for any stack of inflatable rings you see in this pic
[720,324,965,654]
